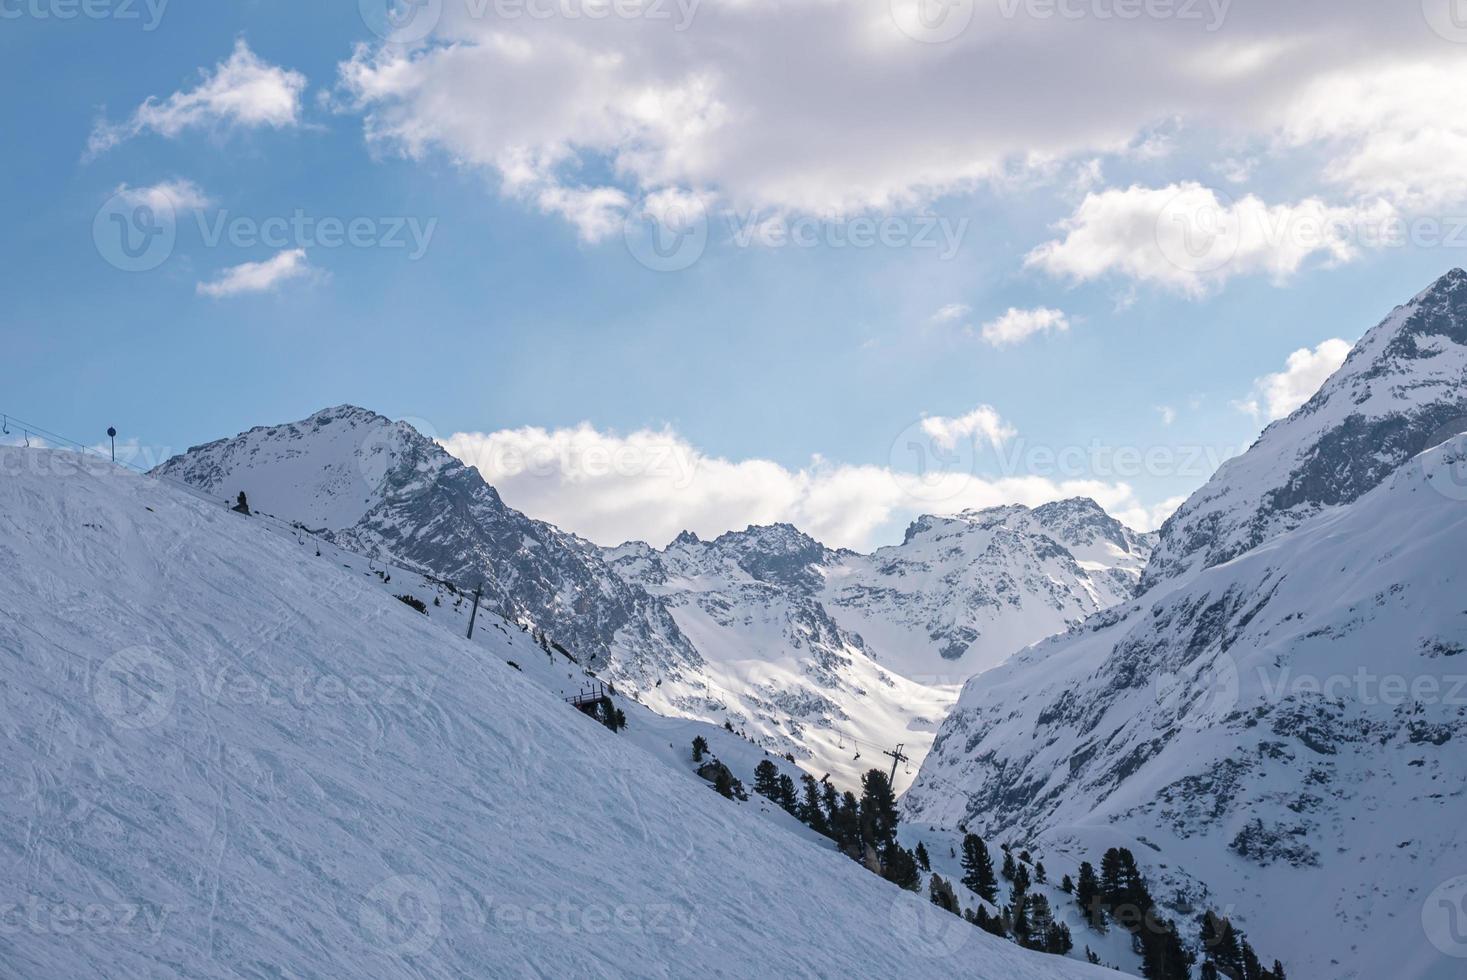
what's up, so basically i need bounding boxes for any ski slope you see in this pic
[0,447,1116,979]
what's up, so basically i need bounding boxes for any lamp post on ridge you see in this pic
[107,426,117,462]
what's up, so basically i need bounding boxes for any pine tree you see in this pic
[713,766,735,799]
[858,768,900,854]
[929,873,960,914]
[1001,849,1017,882]
[1240,941,1264,980]
[832,791,862,858]
[776,773,799,815]
[1061,873,1074,894]
[1199,910,1242,978]
[1034,861,1047,884]
[1023,893,1054,951]
[1011,861,1031,898]
[1010,896,1032,948]
[1271,961,1286,980]
[821,780,841,824]
[915,840,930,871]
[691,736,708,762]
[882,845,922,891]
[960,834,999,903]
[753,760,781,799]
[798,775,829,836]
[1076,860,1106,933]
[1046,920,1074,956]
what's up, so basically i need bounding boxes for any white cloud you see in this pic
[1277,60,1467,212]
[979,307,1071,348]
[330,4,1456,242]
[1234,338,1351,422]
[930,303,971,324]
[197,248,311,298]
[1156,406,1177,426]
[1025,182,1397,297]
[919,407,1016,452]
[440,417,1174,551]
[90,40,306,155]
[114,179,214,212]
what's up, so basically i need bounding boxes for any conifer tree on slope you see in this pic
[914,840,930,871]
[858,768,900,854]
[798,774,829,836]
[752,759,780,800]
[776,773,799,815]
[1075,860,1106,933]
[929,874,960,915]
[961,834,999,903]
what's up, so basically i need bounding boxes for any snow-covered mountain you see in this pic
[1,445,1123,979]
[1143,266,1467,589]
[904,270,1467,980]
[155,408,1150,791]
[153,405,703,688]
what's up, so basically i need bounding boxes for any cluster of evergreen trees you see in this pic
[1197,911,1286,980]
[916,834,1074,956]
[749,762,924,890]
[1068,846,1285,980]
[701,744,1290,980]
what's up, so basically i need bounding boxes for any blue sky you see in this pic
[4,0,1466,549]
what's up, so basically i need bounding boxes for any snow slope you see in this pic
[0,446,1119,979]
[905,433,1467,980]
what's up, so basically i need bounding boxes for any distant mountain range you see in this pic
[155,406,1151,789]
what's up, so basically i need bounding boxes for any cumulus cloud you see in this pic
[1234,338,1351,421]
[90,40,306,155]
[197,248,311,298]
[979,307,1071,348]
[919,407,1016,452]
[1025,182,1396,296]
[1277,60,1467,212]
[439,414,1178,551]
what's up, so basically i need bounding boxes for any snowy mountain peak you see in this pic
[671,528,702,547]
[1143,268,1467,589]
[155,407,699,681]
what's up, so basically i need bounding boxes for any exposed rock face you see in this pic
[154,405,701,685]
